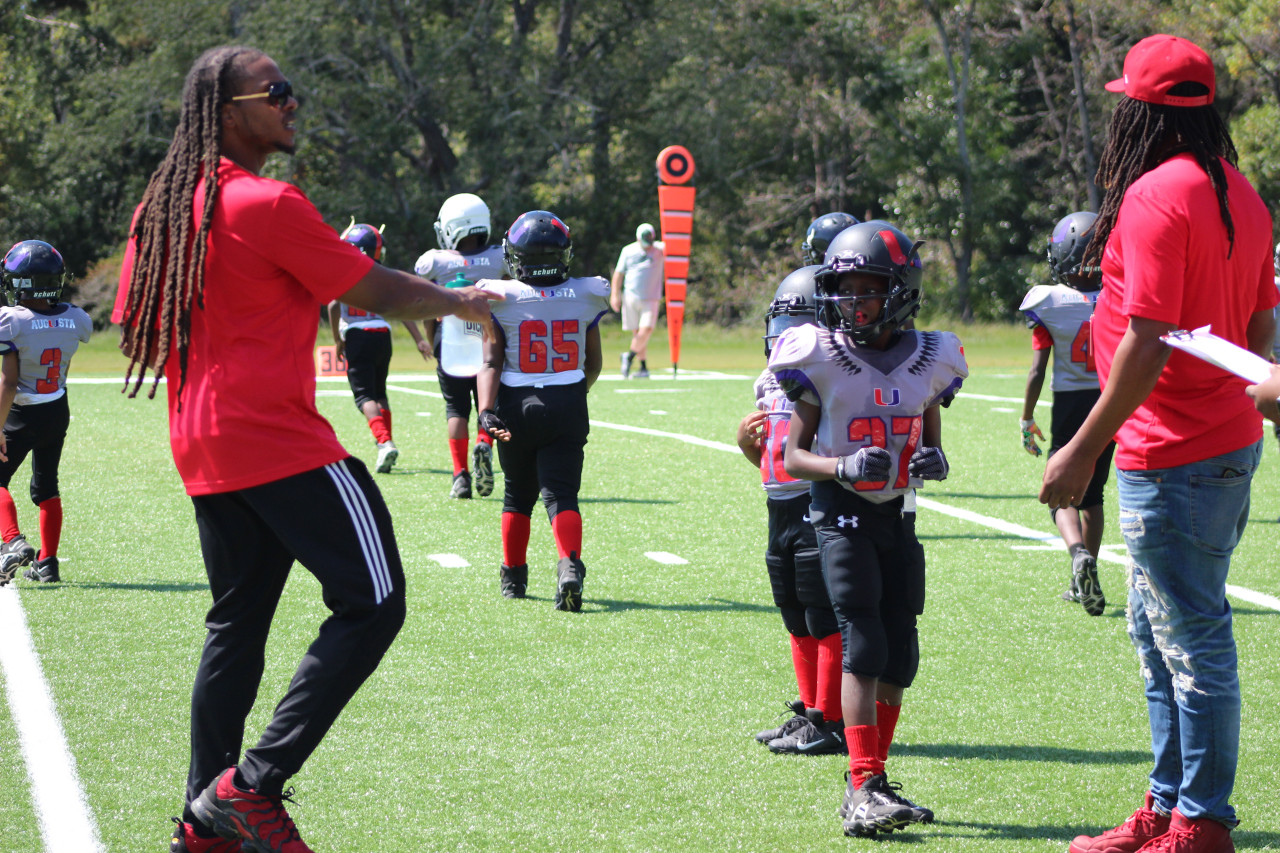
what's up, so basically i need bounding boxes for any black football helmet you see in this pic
[503,210,572,284]
[763,265,821,356]
[801,212,860,265]
[2,240,67,303]
[814,220,923,345]
[340,221,385,262]
[1047,210,1099,289]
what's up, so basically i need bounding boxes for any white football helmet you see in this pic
[434,193,491,251]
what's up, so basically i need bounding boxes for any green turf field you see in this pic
[2,322,1278,851]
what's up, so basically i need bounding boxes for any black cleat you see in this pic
[449,471,473,499]
[880,776,935,824]
[1072,551,1105,616]
[839,773,915,837]
[500,563,528,599]
[554,554,585,612]
[0,533,36,586]
[472,442,494,497]
[755,699,808,744]
[769,707,845,755]
[24,555,60,583]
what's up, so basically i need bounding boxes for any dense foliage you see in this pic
[2,0,1277,327]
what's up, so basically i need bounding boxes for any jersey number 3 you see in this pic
[847,415,922,491]
[519,319,579,373]
[37,348,63,394]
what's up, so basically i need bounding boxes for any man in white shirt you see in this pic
[610,222,665,378]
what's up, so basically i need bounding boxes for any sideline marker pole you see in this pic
[656,145,695,377]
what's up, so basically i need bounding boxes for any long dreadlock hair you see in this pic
[120,45,265,401]
[1084,83,1238,272]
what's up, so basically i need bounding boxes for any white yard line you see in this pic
[0,587,104,853]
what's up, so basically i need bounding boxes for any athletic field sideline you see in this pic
[2,367,1278,851]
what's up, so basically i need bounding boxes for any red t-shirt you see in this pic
[113,158,375,495]
[1091,154,1277,470]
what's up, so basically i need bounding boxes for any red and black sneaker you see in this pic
[191,768,313,853]
[170,817,245,852]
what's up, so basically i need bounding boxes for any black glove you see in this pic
[836,446,892,483]
[478,409,507,435]
[908,446,949,481]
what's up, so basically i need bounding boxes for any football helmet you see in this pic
[2,240,67,303]
[801,211,860,265]
[763,265,821,356]
[339,221,385,262]
[1047,210,1099,289]
[814,220,923,345]
[435,193,491,251]
[502,210,572,284]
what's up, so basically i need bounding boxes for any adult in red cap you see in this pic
[1043,33,1276,853]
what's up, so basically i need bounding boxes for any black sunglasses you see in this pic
[227,80,294,107]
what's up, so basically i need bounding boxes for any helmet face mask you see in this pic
[339,223,385,262]
[763,264,821,356]
[435,193,491,251]
[813,221,923,345]
[2,240,67,303]
[503,211,573,284]
[801,211,859,265]
[1047,210,1100,290]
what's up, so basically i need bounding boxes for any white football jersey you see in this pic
[414,246,505,285]
[0,303,92,404]
[769,325,967,503]
[1019,284,1100,393]
[753,368,809,499]
[478,275,611,387]
[335,302,389,338]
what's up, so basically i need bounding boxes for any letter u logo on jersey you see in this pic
[873,388,900,406]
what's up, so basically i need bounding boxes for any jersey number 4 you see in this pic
[519,319,579,373]
[847,415,922,491]
[1071,320,1096,373]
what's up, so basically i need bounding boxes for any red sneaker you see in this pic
[1135,809,1234,852]
[1069,793,1172,853]
[170,818,245,852]
[191,768,314,853]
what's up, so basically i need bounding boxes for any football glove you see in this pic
[836,446,893,484]
[1020,418,1044,457]
[908,446,949,481]
[478,409,507,435]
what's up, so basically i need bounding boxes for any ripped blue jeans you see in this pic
[1116,439,1260,826]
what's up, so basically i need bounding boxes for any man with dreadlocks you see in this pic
[1041,35,1275,853]
[111,47,499,853]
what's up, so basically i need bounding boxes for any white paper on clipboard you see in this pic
[1160,325,1273,384]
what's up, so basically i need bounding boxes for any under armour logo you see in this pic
[836,515,859,529]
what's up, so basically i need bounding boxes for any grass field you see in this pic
[2,321,1279,851]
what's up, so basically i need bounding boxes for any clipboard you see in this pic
[1160,325,1272,384]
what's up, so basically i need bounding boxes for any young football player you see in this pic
[1018,211,1113,615]
[475,210,609,610]
[800,211,860,265]
[770,220,966,838]
[0,240,92,586]
[410,193,506,499]
[327,222,401,474]
[737,265,845,755]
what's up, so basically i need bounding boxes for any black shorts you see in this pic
[495,381,589,517]
[809,480,925,687]
[436,366,479,422]
[343,328,392,408]
[0,394,70,504]
[1049,388,1114,509]
[765,493,837,639]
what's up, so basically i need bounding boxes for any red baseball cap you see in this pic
[1104,34,1214,107]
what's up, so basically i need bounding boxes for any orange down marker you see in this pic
[656,145,695,376]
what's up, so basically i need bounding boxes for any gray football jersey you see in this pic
[478,276,611,387]
[1019,284,1100,392]
[768,325,967,503]
[414,246,505,284]
[0,303,93,404]
[753,367,809,498]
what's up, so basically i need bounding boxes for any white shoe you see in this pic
[375,441,399,473]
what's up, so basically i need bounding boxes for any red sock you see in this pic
[380,407,392,436]
[876,701,901,762]
[368,414,392,445]
[845,725,884,784]
[476,429,492,446]
[550,510,582,559]
[38,497,62,560]
[789,635,819,710]
[816,633,843,723]
[502,512,531,567]
[0,488,18,542]
[449,438,470,475]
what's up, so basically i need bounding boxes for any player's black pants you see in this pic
[809,481,925,688]
[184,457,405,812]
[1049,388,1115,512]
[0,394,70,504]
[495,381,588,518]
[766,493,838,639]
[343,327,392,408]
